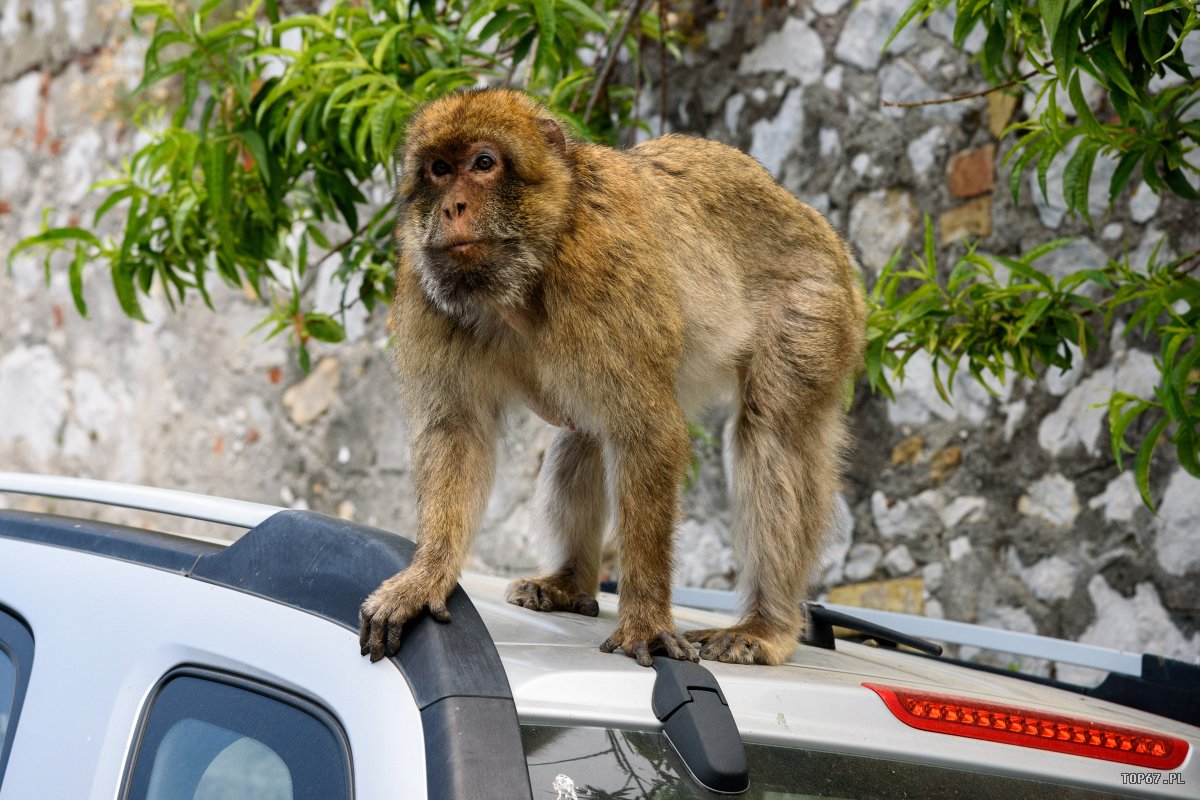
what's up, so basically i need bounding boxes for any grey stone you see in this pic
[1038,349,1159,457]
[749,88,804,178]
[835,0,918,71]
[885,350,1005,427]
[1088,471,1140,524]
[948,535,971,561]
[822,66,843,91]
[843,543,883,581]
[739,17,825,86]
[723,93,745,135]
[883,545,916,575]
[282,357,340,427]
[818,494,854,585]
[61,129,104,205]
[1018,473,1080,528]
[940,495,986,529]
[1043,342,1083,397]
[0,344,68,464]
[871,489,943,540]
[923,562,944,592]
[1128,181,1161,224]
[1155,470,1200,577]
[0,147,29,198]
[924,6,986,53]
[813,0,850,15]
[1009,551,1079,602]
[707,15,734,52]
[847,188,916,273]
[819,127,840,157]
[1003,399,1026,443]
[1028,147,1070,228]
[1034,238,1108,284]
[674,517,736,587]
[906,126,945,177]
[1101,223,1123,241]
[1129,227,1175,274]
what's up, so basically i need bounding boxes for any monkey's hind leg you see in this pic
[507,429,607,617]
[686,296,851,665]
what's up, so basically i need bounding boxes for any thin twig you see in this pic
[882,66,1042,109]
[584,0,648,125]
[658,0,667,136]
[300,220,370,296]
[571,0,635,114]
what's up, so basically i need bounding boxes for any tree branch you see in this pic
[584,0,648,125]
[881,67,1043,109]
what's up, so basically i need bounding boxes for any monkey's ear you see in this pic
[538,117,567,156]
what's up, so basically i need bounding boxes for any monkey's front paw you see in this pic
[684,625,796,666]
[359,577,453,663]
[506,576,599,616]
[600,624,698,667]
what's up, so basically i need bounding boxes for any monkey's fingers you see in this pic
[632,642,653,668]
[572,595,600,617]
[657,632,699,663]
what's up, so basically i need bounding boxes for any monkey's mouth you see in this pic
[441,240,490,259]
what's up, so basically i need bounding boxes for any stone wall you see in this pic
[1,0,1197,676]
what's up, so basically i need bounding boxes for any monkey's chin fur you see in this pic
[415,243,541,322]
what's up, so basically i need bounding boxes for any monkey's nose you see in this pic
[443,202,467,219]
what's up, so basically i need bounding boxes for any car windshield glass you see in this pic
[522,725,1134,799]
[0,650,13,750]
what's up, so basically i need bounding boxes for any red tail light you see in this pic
[864,683,1189,770]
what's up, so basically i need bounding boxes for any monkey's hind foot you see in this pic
[506,576,599,617]
[685,622,798,666]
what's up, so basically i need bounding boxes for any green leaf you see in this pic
[1091,41,1140,97]
[8,227,101,268]
[68,247,88,317]
[304,312,346,343]
[1039,0,1066,43]
[1135,416,1169,511]
[1109,150,1144,201]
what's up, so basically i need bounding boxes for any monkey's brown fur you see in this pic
[359,88,866,667]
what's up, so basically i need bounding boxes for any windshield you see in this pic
[522,725,1132,799]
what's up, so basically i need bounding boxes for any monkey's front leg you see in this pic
[598,419,698,667]
[359,418,497,662]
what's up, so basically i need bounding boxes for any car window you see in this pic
[522,725,1136,799]
[0,609,34,789]
[125,672,351,800]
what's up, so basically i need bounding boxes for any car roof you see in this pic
[460,573,1200,741]
[2,478,1197,797]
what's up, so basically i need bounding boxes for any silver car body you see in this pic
[0,474,1196,798]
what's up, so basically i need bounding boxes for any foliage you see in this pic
[872,0,1200,505]
[8,0,670,370]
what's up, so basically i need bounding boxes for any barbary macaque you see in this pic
[359,88,866,667]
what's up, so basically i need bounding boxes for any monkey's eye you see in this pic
[431,160,452,177]
[473,154,495,172]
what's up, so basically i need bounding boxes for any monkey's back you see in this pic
[617,134,865,408]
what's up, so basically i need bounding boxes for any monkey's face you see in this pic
[402,139,544,318]
[395,89,574,321]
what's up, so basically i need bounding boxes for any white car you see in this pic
[0,472,1196,799]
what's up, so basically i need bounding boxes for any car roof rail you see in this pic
[671,585,1200,728]
[670,585,1145,677]
[0,473,535,800]
[0,471,280,529]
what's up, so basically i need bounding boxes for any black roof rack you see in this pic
[0,507,534,800]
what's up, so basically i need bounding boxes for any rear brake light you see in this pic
[864,683,1189,770]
